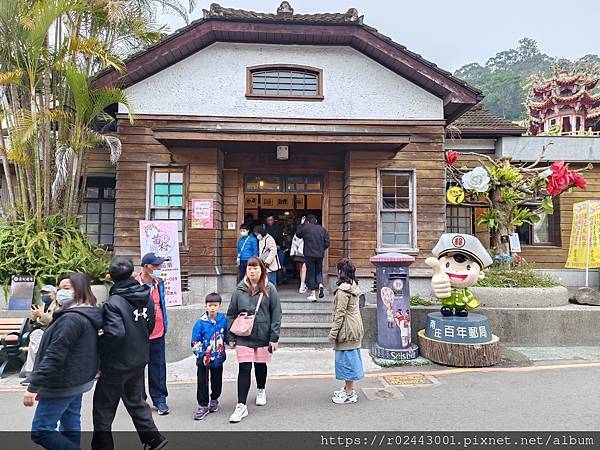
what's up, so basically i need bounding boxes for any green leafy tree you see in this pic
[0,0,192,284]
[445,148,590,263]
[454,37,596,121]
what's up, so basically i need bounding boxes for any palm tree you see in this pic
[0,0,191,227]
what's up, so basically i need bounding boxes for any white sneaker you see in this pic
[332,387,347,398]
[332,390,358,404]
[256,388,267,406]
[299,283,308,294]
[307,295,317,302]
[229,403,248,423]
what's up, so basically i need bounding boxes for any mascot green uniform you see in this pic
[425,234,493,317]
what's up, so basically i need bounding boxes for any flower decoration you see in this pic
[546,160,587,196]
[445,150,459,165]
[569,171,587,189]
[461,166,490,193]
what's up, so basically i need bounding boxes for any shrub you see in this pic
[0,214,111,289]
[478,261,560,288]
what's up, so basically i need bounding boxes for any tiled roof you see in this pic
[202,2,364,24]
[200,2,475,95]
[452,103,525,136]
[93,2,481,121]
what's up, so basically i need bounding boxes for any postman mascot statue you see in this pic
[425,233,493,317]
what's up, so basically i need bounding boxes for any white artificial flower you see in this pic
[461,166,490,192]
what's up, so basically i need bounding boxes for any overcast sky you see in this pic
[157,0,600,72]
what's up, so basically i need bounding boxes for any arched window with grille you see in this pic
[246,65,323,100]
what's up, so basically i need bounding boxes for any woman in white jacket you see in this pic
[253,225,280,285]
[290,234,307,294]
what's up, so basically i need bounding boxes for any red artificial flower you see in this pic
[546,178,561,196]
[445,150,459,165]
[569,171,587,189]
[546,160,571,196]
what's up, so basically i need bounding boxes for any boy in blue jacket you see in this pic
[237,224,258,281]
[191,292,228,420]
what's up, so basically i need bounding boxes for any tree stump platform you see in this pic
[418,329,500,367]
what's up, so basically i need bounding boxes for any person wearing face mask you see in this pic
[24,273,103,450]
[253,225,280,286]
[135,253,170,416]
[20,284,60,386]
[237,224,258,282]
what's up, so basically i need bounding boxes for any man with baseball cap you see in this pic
[136,253,170,415]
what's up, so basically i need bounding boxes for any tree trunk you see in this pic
[418,330,500,367]
[71,149,85,217]
[41,59,52,216]
[16,166,29,219]
[0,125,17,220]
[25,165,36,213]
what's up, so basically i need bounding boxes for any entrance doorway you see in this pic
[242,174,324,286]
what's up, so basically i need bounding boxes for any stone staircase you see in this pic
[278,289,333,348]
[222,287,334,348]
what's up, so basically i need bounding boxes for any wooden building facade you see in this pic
[91,3,480,294]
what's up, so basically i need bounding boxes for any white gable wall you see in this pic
[121,42,443,120]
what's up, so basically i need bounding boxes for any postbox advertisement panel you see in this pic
[377,268,411,350]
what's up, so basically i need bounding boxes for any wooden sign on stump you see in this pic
[418,312,500,367]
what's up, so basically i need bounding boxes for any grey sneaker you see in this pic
[209,399,219,413]
[194,405,210,420]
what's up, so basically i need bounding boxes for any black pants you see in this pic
[237,362,267,404]
[92,368,162,450]
[305,256,323,291]
[148,336,168,407]
[196,364,223,406]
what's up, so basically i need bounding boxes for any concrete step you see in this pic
[281,301,333,311]
[282,310,331,322]
[279,337,332,348]
[280,322,331,338]
[280,297,333,303]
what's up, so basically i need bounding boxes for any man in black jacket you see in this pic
[92,257,167,450]
[296,214,330,302]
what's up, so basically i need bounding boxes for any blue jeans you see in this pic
[148,336,168,407]
[238,260,248,282]
[267,271,277,285]
[31,393,83,450]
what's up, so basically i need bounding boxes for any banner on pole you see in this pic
[139,220,182,306]
[565,200,600,269]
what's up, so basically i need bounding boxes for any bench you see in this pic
[0,318,29,378]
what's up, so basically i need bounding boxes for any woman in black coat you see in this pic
[24,273,103,450]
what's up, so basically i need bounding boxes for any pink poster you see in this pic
[139,220,182,306]
[191,199,214,229]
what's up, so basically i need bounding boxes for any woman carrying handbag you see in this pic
[226,257,282,423]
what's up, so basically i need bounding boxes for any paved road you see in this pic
[2,361,599,433]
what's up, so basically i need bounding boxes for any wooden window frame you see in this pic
[243,174,324,193]
[517,200,561,247]
[246,64,324,101]
[81,175,116,248]
[446,205,474,235]
[147,165,188,245]
[376,169,418,253]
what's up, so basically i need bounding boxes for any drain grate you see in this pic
[384,374,433,385]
